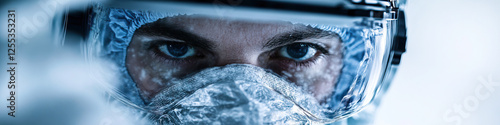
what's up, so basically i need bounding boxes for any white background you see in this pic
[374,0,500,125]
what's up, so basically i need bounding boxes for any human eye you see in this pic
[275,42,328,66]
[157,42,196,58]
[149,40,204,64]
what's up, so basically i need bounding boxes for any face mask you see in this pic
[145,64,322,124]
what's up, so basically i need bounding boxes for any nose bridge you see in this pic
[210,23,266,67]
[215,49,260,67]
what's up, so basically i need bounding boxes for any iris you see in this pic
[159,42,196,58]
[167,43,188,57]
[287,43,308,58]
[280,43,317,61]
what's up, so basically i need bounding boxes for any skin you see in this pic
[126,15,343,104]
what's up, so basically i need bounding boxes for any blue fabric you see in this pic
[96,8,173,106]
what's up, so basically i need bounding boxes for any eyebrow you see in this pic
[136,20,336,52]
[135,22,215,51]
[263,27,334,49]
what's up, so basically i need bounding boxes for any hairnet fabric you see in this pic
[93,8,175,106]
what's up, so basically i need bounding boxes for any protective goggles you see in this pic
[59,0,407,124]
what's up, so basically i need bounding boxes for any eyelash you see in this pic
[282,55,324,67]
[149,42,199,65]
[273,42,329,67]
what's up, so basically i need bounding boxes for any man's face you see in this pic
[126,15,343,104]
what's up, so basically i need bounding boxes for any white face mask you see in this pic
[145,64,324,124]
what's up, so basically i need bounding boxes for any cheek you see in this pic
[279,56,343,102]
[126,43,213,102]
[126,44,183,101]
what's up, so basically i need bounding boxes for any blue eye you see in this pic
[158,42,196,58]
[279,43,318,61]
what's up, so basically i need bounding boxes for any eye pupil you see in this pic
[286,43,308,58]
[167,43,189,57]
